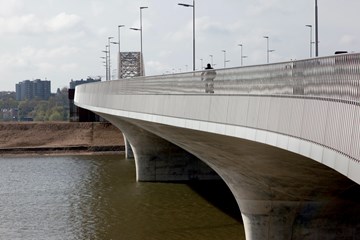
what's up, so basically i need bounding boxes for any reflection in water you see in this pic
[0,155,245,240]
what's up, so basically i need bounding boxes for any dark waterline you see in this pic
[0,154,245,240]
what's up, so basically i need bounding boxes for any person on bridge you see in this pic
[201,63,216,93]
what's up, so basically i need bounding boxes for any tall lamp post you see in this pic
[264,36,269,63]
[238,44,243,66]
[102,47,109,80]
[107,37,114,80]
[315,0,319,57]
[110,40,119,79]
[117,25,125,79]
[222,50,229,68]
[263,36,274,63]
[306,25,313,58]
[100,55,107,80]
[178,0,195,72]
[130,6,148,76]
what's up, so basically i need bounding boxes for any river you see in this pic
[0,154,245,240]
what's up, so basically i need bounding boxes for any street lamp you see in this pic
[130,6,148,76]
[102,47,109,80]
[315,0,319,57]
[117,25,125,79]
[129,26,142,75]
[238,44,244,66]
[100,56,107,80]
[110,41,119,79]
[178,0,195,72]
[263,36,274,63]
[264,36,269,63]
[222,50,230,68]
[108,37,114,80]
[140,6,147,76]
[306,25,313,58]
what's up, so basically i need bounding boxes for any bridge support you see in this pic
[123,136,134,159]
[238,198,360,240]
[95,113,360,239]
[103,114,219,181]
[110,118,360,240]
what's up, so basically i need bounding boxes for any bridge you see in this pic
[75,53,360,240]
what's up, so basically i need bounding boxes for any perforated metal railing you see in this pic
[77,53,360,166]
[99,53,359,104]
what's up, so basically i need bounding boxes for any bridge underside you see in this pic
[102,113,360,240]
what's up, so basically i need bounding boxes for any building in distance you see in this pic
[68,77,101,122]
[69,77,101,89]
[15,79,51,101]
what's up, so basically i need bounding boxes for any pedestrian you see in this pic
[201,63,216,93]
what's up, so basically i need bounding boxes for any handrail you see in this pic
[79,53,360,103]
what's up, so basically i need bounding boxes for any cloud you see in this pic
[45,12,82,32]
[0,0,24,17]
[0,46,79,72]
[60,63,78,72]
[37,62,54,72]
[246,0,284,16]
[146,60,169,75]
[90,1,105,17]
[196,16,232,35]
[22,46,79,60]
[0,53,29,70]
[0,12,82,35]
[166,16,232,43]
[339,35,357,45]
[0,14,42,34]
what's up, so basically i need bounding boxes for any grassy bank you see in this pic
[0,122,124,155]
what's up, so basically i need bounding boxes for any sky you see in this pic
[0,0,359,92]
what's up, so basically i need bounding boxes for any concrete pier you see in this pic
[105,115,219,181]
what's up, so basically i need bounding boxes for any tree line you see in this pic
[0,87,69,122]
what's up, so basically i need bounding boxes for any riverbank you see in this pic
[0,122,124,155]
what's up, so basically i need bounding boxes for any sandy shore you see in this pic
[0,122,124,156]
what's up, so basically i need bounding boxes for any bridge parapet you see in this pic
[90,53,360,102]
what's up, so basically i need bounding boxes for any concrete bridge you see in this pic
[75,53,360,240]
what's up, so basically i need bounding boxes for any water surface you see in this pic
[0,154,245,240]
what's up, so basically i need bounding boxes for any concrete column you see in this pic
[103,115,219,182]
[238,198,360,240]
[123,135,134,159]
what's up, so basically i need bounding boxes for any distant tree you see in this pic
[0,93,17,109]
[18,100,37,120]
[34,110,47,121]
[49,111,62,121]
[0,87,70,122]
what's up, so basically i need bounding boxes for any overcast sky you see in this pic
[0,0,359,92]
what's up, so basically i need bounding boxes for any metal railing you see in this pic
[91,53,360,104]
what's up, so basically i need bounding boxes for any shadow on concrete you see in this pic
[186,180,243,222]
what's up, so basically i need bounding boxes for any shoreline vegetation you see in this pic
[0,122,125,156]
